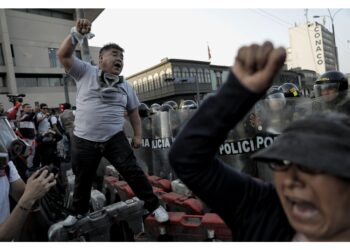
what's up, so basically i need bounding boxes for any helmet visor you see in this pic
[265,93,286,111]
[266,92,285,100]
[314,82,340,98]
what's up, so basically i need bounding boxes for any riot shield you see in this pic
[170,108,196,138]
[150,110,175,179]
[252,96,313,182]
[136,116,153,174]
[311,89,350,115]
[217,108,260,177]
[254,96,313,135]
[124,117,153,175]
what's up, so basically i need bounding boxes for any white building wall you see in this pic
[287,22,336,75]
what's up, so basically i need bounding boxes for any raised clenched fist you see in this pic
[232,41,286,94]
[76,19,91,35]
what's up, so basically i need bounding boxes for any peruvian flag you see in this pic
[207,45,212,60]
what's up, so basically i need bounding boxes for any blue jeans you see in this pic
[71,131,159,214]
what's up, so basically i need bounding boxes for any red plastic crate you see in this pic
[161,192,204,215]
[113,180,135,201]
[144,212,232,241]
[202,213,232,241]
[147,175,172,192]
[112,180,166,202]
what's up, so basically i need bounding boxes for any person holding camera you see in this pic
[14,104,37,180]
[57,18,168,226]
[32,104,61,170]
[0,154,56,241]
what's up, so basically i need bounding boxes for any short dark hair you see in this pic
[40,103,48,109]
[99,43,124,56]
[22,103,30,108]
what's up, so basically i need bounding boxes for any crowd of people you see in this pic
[0,17,350,242]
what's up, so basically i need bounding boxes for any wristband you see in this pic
[70,27,95,46]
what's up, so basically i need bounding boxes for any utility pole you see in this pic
[63,74,70,104]
[328,9,339,71]
[195,76,200,106]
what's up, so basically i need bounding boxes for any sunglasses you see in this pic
[268,160,324,175]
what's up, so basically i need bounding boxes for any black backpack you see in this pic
[49,115,65,135]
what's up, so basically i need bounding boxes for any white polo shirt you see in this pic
[0,161,21,224]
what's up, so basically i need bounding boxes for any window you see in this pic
[204,69,210,83]
[13,9,74,20]
[133,81,138,94]
[17,77,38,87]
[160,71,165,87]
[215,71,222,86]
[143,77,148,92]
[17,76,63,87]
[174,67,181,78]
[182,67,189,78]
[148,76,154,91]
[0,77,5,87]
[0,44,4,66]
[166,68,172,77]
[48,77,62,87]
[38,77,49,87]
[190,68,197,79]
[197,69,204,83]
[154,73,159,89]
[48,48,60,68]
[138,79,143,93]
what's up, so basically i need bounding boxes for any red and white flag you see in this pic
[207,45,212,60]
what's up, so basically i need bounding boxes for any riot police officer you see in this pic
[313,71,350,115]
[278,82,301,98]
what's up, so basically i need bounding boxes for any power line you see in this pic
[249,9,287,28]
[257,9,294,27]
[251,9,349,69]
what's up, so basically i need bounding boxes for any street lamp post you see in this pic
[313,9,342,71]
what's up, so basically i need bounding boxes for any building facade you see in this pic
[126,58,230,106]
[127,58,319,106]
[286,22,337,75]
[0,9,103,110]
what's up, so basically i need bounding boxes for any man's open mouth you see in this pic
[114,62,122,69]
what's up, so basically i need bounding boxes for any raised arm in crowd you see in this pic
[169,42,350,241]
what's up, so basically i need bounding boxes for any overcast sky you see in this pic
[88,8,350,77]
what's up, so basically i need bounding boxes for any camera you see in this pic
[7,94,26,105]
[46,163,60,176]
[27,163,59,179]
[0,152,9,169]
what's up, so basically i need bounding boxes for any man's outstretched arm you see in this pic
[57,19,91,72]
